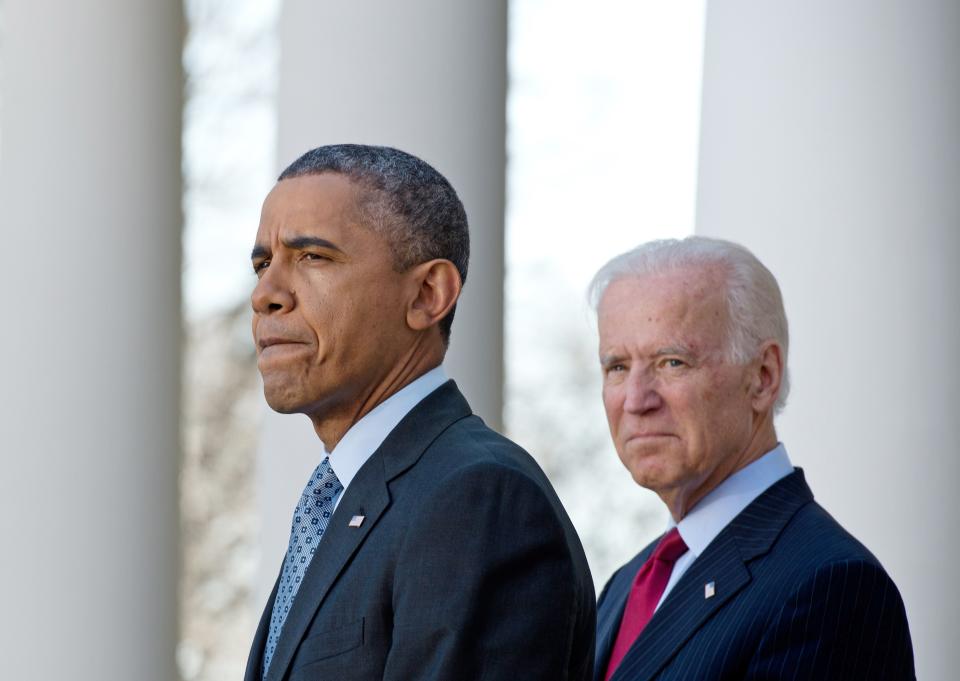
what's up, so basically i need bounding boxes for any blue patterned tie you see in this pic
[262,457,344,678]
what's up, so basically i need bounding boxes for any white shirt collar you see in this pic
[326,366,448,492]
[673,443,793,558]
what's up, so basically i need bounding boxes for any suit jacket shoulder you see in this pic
[596,470,915,681]
[380,386,596,680]
[248,380,596,681]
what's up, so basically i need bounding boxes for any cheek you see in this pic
[302,292,350,344]
[697,380,750,442]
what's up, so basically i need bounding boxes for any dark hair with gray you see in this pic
[588,236,791,413]
[279,144,469,345]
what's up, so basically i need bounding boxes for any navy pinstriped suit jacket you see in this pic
[595,470,915,680]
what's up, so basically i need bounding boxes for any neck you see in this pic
[665,414,778,522]
[309,338,444,451]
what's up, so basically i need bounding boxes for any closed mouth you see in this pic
[626,432,675,442]
[257,339,311,364]
[258,337,305,350]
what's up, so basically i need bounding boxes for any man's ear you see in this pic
[406,259,462,332]
[750,340,784,412]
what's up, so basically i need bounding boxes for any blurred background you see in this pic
[1,1,957,679]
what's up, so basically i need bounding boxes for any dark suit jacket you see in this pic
[595,470,915,680]
[246,381,596,681]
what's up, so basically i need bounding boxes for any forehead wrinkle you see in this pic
[257,212,360,259]
[599,335,693,362]
[601,307,714,361]
[598,269,730,363]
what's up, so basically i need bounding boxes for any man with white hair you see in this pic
[591,237,914,680]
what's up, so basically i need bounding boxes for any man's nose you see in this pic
[251,266,295,314]
[622,370,664,415]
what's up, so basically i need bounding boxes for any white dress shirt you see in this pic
[656,443,794,610]
[325,365,448,509]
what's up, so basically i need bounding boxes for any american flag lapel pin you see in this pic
[704,581,716,599]
[348,515,365,528]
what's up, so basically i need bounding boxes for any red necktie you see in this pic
[604,528,689,681]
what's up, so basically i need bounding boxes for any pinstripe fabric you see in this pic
[595,470,915,680]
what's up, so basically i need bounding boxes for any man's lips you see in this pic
[258,336,305,350]
[624,432,676,443]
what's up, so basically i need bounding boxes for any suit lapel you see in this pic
[263,464,390,681]
[610,469,814,681]
[611,534,751,681]
[263,380,472,681]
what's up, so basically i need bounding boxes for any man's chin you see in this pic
[261,383,309,415]
[620,452,678,493]
[266,400,303,415]
[629,468,667,492]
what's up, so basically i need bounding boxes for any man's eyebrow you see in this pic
[653,345,693,357]
[251,236,345,261]
[284,235,344,252]
[599,353,625,367]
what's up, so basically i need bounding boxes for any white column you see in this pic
[254,0,507,606]
[276,0,506,426]
[695,1,959,677]
[0,3,182,680]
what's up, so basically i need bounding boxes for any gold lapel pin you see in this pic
[704,581,716,599]
[348,515,365,528]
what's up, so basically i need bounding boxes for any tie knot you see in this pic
[307,456,340,487]
[652,527,688,564]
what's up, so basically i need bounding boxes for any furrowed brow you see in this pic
[251,244,269,261]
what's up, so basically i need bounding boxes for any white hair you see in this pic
[588,236,790,413]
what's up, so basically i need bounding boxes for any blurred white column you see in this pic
[696,1,959,677]
[0,2,182,681]
[254,1,507,606]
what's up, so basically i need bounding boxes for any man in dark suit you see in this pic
[244,144,595,681]
[589,237,915,680]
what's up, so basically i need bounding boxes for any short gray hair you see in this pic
[279,144,469,346]
[588,236,790,413]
